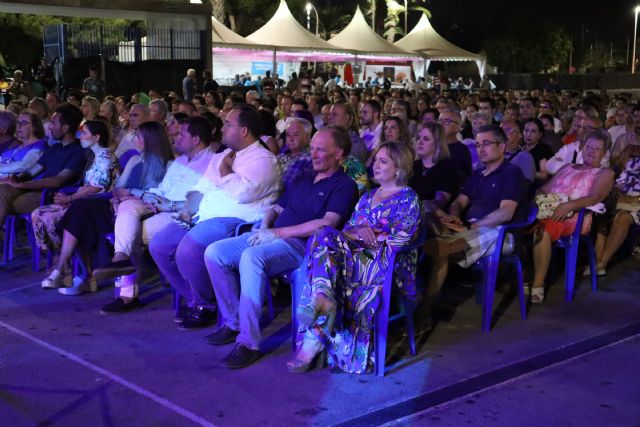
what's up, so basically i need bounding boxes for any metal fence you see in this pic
[44,24,204,64]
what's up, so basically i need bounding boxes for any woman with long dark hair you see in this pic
[40,121,172,296]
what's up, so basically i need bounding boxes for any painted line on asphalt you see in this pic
[0,319,219,427]
[337,321,640,427]
[0,281,41,296]
[386,332,640,426]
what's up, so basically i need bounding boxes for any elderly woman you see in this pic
[531,129,615,303]
[595,146,640,275]
[287,142,421,374]
[409,122,459,216]
[0,112,48,177]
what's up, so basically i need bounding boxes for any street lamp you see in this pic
[632,5,640,73]
[305,3,319,37]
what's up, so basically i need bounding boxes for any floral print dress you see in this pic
[31,147,114,251]
[299,186,421,373]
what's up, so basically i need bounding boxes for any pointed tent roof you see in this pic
[212,16,257,45]
[395,14,484,61]
[246,0,338,51]
[328,6,414,57]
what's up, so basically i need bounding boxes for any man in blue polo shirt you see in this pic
[203,126,359,369]
[421,124,527,319]
[0,104,86,224]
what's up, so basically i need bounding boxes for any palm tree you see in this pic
[383,0,430,42]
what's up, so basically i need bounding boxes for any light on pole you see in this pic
[632,5,640,73]
[305,3,319,37]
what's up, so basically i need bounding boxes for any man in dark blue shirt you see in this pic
[0,104,85,224]
[204,126,358,369]
[422,125,527,317]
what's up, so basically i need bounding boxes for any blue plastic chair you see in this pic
[374,225,428,377]
[473,205,538,332]
[3,188,61,271]
[554,208,597,301]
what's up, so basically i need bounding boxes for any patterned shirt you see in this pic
[617,156,640,195]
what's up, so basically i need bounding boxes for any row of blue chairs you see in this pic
[2,200,599,377]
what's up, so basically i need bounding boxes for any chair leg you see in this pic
[584,237,598,292]
[290,269,302,352]
[403,298,416,356]
[375,278,393,377]
[515,259,526,320]
[564,241,580,302]
[4,216,15,263]
[23,217,39,272]
[481,258,498,332]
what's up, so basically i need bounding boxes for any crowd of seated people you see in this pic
[1,75,639,375]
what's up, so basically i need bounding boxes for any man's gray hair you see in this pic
[440,108,462,122]
[149,99,168,119]
[285,117,312,138]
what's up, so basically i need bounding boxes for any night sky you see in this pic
[330,0,640,54]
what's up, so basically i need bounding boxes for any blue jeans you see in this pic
[204,234,306,350]
[148,217,243,309]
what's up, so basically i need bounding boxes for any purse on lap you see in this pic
[535,193,570,220]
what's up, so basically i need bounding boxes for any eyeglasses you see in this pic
[501,127,518,134]
[438,118,459,126]
[474,141,498,149]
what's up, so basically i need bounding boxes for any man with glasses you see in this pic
[438,108,472,182]
[501,120,536,183]
[420,124,527,322]
[149,104,280,330]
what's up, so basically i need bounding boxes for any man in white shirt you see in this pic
[546,116,610,175]
[358,100,382,151]
[149,105,280,329]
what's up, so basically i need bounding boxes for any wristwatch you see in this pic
[169,201,177,211]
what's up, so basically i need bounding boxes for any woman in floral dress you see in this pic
[287,142,421,374]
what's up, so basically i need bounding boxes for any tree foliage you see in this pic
[0,13,137,70]
[483,21,571,73]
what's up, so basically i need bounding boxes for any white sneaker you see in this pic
[58,276,98,296]
[41,270,64,289]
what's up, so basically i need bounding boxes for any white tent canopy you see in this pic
[395,14,486,77]
[246,0,343,54]
[328,6,418,60]
[212,16,257,46]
